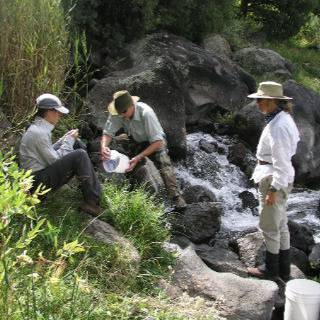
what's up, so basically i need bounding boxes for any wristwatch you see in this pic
[268,186,278,193]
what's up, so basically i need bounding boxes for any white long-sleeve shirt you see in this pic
[251,111,300,190]
[19,117,75,172]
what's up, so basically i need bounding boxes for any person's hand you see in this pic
[265,191,277,205]
[126,155,142,172]
[100,146,111,161]
[67,129,79,139]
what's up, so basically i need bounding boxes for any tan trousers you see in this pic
[258,176,292,254]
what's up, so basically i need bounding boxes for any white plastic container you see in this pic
[102,150,129,173]
[284,279,320,320]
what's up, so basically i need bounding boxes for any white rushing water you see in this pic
[175,132,320,242]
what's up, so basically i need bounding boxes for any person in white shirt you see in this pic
[246,82,300,281]
[19,93,103,217]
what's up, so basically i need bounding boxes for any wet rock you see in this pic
[288,220,315,254]
[228,142,256,178]
[169,202,222,243]
[172,246,278,320]
[199,139,217,153]
[239,190,259,210]
[183,184,217,204]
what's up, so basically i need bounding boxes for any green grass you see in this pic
[265,41,320,94]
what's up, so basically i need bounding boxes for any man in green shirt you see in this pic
[101,90,186,210]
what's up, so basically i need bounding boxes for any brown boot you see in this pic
[80,201,104,217]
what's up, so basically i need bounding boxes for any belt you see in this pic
[258,160,271,165]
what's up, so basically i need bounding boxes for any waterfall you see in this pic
[175,132,320,242]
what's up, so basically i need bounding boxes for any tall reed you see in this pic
[0,0,69,125]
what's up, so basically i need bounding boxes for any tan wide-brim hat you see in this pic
[107,90,140,115]
[247,81,292,100]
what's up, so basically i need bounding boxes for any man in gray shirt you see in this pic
[20,93,102,216]
[101,90,186,210]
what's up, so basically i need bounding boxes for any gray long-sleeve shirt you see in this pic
[19,117,75,172]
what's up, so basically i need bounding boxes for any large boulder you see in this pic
[284,80,320,186]
[169,202,222,243]
[234,80,320,186]
[202,34,232,59]
[288,219,315,254]
[234,47,292,80]
[85,217,141,269]
[195,242,248,277]
[172,246,278,320]
[236,231,265,268]
[87,32,255,159]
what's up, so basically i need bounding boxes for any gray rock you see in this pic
[309,243,320,271]
[169,202,222,243]
[199,139,217,153]
[290,247,311,275]
[183,184,217,204]
[284,80,320,185]
[238,191,259,210]
[228,142,256,178]
[85,217,141,268]
[237,231,265,267]
[129,158,165,196]
[195,243,248,277]
[203,34,232,58]
[234,47,292,80]
[172,246,278,320]
[288,220,315,254]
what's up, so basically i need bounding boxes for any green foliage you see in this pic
[157,0,236,43]
[296,13,320,47]
[62,0,158,55]
[267,41,320,94]
[0,0,69,125]
[239,0,319,39]
[62,0,236,53]
[101,183,170,264]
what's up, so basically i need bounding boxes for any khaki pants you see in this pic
[258,176,292,254]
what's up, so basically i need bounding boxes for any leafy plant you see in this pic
[0,0,69,126]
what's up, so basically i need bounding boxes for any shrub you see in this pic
[0,0,69,125]
[239,0,319,39]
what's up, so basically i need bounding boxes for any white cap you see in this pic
[36,93,69,114]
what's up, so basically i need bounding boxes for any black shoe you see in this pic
[80,202,104,217]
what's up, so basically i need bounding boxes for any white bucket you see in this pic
[284,279,320,320]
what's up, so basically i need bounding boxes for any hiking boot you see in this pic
[247,251,280,281]
[279,249,291,282]
[172,195,187,211]
[80,201,104,217]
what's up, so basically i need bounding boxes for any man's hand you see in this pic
[265,191,277,205]
[100,146,111,161]
[67,129,79,139]
[126,155,142,172]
